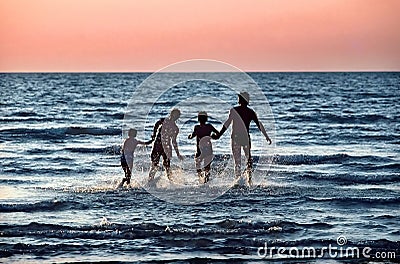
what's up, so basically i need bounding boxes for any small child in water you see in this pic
[188,111,219,183]
[119,128,150,187]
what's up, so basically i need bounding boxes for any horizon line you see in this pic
[1,70,399,74]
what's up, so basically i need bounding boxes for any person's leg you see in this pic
[162,151,172,180]
[120,167,128,186]
[125,167,132,185]
[149,149,161,180]
[202,144,213,183]
[126,158,133,185]
[243,144,253,184]
[195,153,203,180]
[204,162,211,183]
[231,140,241,178]
[120,155,131,186]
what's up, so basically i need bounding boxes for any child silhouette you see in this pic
[119,128,151,188]
[188,111,219,183]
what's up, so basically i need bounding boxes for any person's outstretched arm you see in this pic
[149,119,163,143]
[210,124,220,139]
[253,114,272,145]
[188,126,197,139]
[172,132,184,160]
[219,109,233,138]
[137,139,153,145]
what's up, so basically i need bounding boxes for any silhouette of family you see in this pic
[120,92,272,187]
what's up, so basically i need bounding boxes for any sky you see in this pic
[0,0,399,72]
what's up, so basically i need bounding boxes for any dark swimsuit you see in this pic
[120,154,128,169]
[120,154,131,183]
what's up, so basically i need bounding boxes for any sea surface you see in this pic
[0,72,399,263]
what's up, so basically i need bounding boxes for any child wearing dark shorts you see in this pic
[119,129,150,187]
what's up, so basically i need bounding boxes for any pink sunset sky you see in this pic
[0,0,399,72]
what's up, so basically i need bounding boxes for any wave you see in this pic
[0,117,59,123]
[214,219,333,232]
[272,153,349,165]
[43,150,394,169]
[74,100,126,108]
[1,220,398,258]
[104,112,125,120]
[0,179,33,185]
[365,163,400,171]
[65,126,120,136]
[7,110,40,117]
[0,219,333,240]
[307,196,400,206]
[1,239,398,261]
[213,153,354,166]
[271,153,398,168]
[65,145,121,155]
[2,166,93,176]
[299,171,400,184]
[280,112,395,124]
[0,126,121,140]
[0,199,88,213]
[1,110,63,123]
[106,152,399,173]
[26,148,56,155]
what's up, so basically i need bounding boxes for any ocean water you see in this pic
[0,72,399,263]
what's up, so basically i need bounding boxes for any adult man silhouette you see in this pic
[217,92,272,184]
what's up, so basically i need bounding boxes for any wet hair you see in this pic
[198,111,208,123]
[238,92,250,105]
[170,108,181,121]
[128,128,137,137]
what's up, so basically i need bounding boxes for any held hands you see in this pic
[190,133,220,140]
[144,139,153,145]
[144,135,155,145]
[211,132,220,140]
